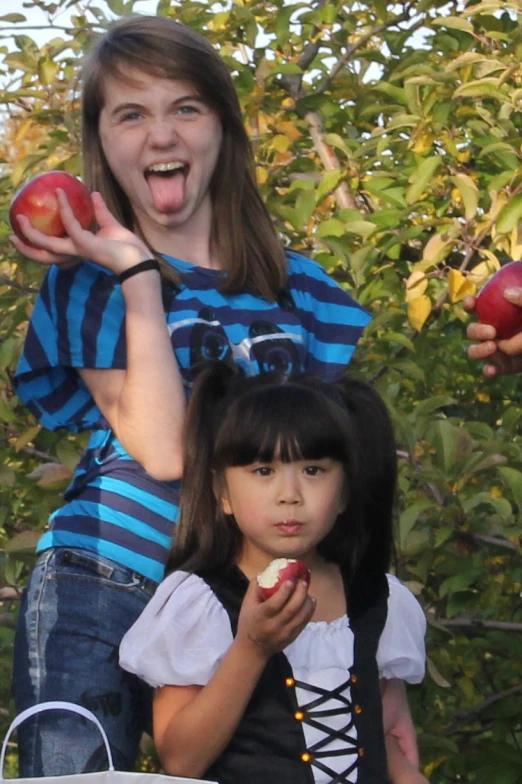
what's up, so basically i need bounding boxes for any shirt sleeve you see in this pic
[377,575,427,683]
[14,262,127,431]
[119,571,233,688]
[286,252,372,381]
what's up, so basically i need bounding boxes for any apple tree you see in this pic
[1,0,522,780]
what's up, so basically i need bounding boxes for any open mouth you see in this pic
[145,162,189,213]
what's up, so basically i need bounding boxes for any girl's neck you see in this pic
[137,211,222,270]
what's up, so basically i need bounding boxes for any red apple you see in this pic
[475,261,522,340]
[10,171,94,242]
[257,558,311,600]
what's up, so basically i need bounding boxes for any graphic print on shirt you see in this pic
[169,306,304,380]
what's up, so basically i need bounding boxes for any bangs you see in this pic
[215,384,353,468]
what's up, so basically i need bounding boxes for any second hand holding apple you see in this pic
[10,189,153,275]
[463,293,522,377]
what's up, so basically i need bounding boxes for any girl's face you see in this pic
[220,457,347,573]
[98,70,222,249]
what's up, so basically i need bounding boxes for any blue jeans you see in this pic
[12,547,156,776]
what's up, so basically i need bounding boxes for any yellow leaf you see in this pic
[14,425,42,452]
[272,134,291,152]
[409,130,435,154]
[422,232,455,265]
[511,224,522,260]
[408,295,432,331]
[405,270,428,303]
[468,255,500,286]
[490,486,503,499]
[448,269,476,303]
[452,173,479,220]
[256,166,268,185]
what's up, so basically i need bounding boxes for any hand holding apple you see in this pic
[464,264,522,377]
[10,188,152,275]
[257,558,311,600]
[10,171,94,242]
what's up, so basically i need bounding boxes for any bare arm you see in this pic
[385,735,429,784]
[12,191,185,480]
[154,578,314,778]
[381,680,428,783]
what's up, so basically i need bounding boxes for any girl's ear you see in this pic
[212,471,233,515]
[220,492,233,516]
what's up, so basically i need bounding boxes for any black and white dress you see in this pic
[120,567,426,784]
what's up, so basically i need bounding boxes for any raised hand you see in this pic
[463,294,522,377]
[10,190,152,275]
[236,577,315,660]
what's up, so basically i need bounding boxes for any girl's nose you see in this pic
[148,119,178,146]
[277,469,302,504]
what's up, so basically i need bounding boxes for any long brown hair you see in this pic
[168,363,397,581]
[81,15,287,299]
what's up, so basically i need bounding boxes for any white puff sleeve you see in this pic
[377,575,427,683]
[119,571,234,688]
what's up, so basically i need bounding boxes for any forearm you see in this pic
[113,271,185,479]
[385,734,429,784]
[155,639,268,778]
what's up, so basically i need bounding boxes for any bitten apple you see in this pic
[475,261,522,340]
[10,171,94,242]
[257,558,311,600]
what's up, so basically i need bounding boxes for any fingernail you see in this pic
[505,288,520,301]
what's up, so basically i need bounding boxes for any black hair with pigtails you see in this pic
[334,376,397,577]
[167,362,396,583]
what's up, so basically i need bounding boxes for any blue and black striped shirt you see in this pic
[15,252,371,582]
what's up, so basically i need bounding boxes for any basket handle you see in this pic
[0,701,114,779]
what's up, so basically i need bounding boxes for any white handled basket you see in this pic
[0,701,215,784]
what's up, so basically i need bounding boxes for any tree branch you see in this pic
[303,110,358,210]
[458,531,519,553]
[436,618,522,633]
[0,275,38,295]
[443,684,522,736]
[315,5,415,95]
[20,446,60,464]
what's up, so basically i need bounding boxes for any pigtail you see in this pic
[166,362,243,574]
[334,376,397,576]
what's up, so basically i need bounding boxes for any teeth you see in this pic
[147,162,185,173]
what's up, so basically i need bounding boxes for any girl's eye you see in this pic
[121,111,143,122]
[178,104,199,115]
[303,465,325,476]
[253,466,273,477]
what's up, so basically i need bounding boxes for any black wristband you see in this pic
[118,259,161,284]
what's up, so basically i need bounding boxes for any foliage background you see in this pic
[0,0,521,780]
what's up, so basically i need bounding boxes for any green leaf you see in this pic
[405,157,441,204]
[0,14,26,22]
[431,15,474,33]
[4,530,41,555]
[453,78,502,98]
[399,500,434,549]
[316,170,343,202]
[294,189,316,227]
[439,568,484,597]
[495,194,522,234]
[498,466,522,511]
[0,398,14,423]
[316,219,346,238]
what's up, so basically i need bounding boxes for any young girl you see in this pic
[120,364,428,784]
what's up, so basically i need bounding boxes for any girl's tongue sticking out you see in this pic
[146,162,187,213]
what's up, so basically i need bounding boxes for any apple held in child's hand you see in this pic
[475,261,522,340]
[10,171,94,241]
[257,558,311,600]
